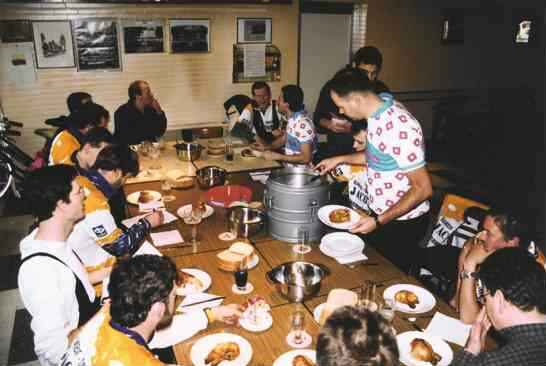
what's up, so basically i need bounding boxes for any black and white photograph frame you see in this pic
[32,21,75,69]
[72,18,122,71]
[169,19,210,53]
[237,18,272,44]
[123,19,164,54]
[512,9,540,47]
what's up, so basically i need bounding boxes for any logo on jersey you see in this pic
[92,225,107,238]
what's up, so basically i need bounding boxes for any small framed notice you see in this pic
[237,18,272,44]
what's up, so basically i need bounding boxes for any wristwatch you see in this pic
[460,270,478,280]
[370,211,381,227]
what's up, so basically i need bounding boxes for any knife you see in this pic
[177,296,225,310]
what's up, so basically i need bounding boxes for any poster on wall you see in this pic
[0,43,36,86]
[0,21,33,43]
[237,18,272,44]
[32,21,75,69]
[72,19,121,71]
[123,20,164,54]
[233,44,280,83]
[170,19,210,53]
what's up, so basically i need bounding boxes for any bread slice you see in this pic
[229,242,254,257]
[319,289,358,325]
[217,242,255,271]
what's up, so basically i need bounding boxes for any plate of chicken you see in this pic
[383,284,436,314]
[191,333,252,366]
[175,268,211,296]
[273,349,316,366]
[396,331,453,366]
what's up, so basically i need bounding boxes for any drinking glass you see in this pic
[234,261,248,291]
[359,281,378,311]
[161,178,176,202]
[148,142,161,170]
[288,310,306,345]
[184,207,203,245]
[293,227,311,254]
[379,298,395,324]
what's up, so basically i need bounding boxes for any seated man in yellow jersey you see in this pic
[68,145,163,279]
[62,255,242,366]
[71,127,114,174]
[48,102,109,166]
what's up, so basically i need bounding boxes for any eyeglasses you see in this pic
[475,278,490,305]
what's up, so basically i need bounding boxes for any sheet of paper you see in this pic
[150,230,184,247]
[425,312,471,347]
[138,200,165,212]
[243,44,266,78]
[122,210,177,228]
[133,241,163,257]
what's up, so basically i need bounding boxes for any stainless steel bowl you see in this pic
[227,207,266,238]
[174,142,202,161]
[196,166,226,188]
[267,261,329,302]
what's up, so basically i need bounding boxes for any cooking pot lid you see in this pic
[270,172,324,187]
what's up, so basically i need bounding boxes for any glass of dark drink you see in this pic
[234,262,248,291]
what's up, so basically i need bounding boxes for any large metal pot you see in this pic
[264,166,330,243]
[227,207,266,238]
[174,142,202,161]
[196,166,226,188]
[267,261,329,302]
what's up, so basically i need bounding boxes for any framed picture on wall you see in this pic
[237,18,272,44]
[512,9,540,46]
[169,19,210,53]
[72,19,121,71]
[0,20,33,43]
[32,21,75,69]
[123,19,164,54]
[441,10,464,44]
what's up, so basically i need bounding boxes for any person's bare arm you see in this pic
[459,239,491,324]
[350,166,432,233]
[315,152,367,174]
[269,132,287,150]
[264,143,313,164]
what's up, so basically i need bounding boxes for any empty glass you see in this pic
[359,281,378,311]
[379,298,395,324]
[148,142,161,170]
[287,310,306,345]
[184,207,203,245]
[293,227,311,254]
[161,178,176,202]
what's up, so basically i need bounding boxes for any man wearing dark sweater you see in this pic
[114,80,167,146]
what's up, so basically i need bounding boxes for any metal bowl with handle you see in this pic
[196,166,226,188]
[227,207,266,238]
[266,261,329,302]
[174,142,203,162]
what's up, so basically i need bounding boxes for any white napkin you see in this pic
[150,230,184,247]
[177,293,224,313]
[335,252,368,265]
[133,241,163,257]
[249,171,270,184]
[138,201,165,212]
[425,312,472,347]
[122,210,178,228]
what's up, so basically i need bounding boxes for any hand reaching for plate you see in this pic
[210,304,244,325]
[145,210,164,228]
[349,214,377,234]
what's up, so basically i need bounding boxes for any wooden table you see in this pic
[126,138,281,184]
[124,173,477,365]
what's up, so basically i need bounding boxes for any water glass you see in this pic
[379,298,395,324]
[293,228,311,254]
[359,281,377,311]
[289,310,305,345]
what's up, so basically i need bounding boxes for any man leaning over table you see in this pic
[315,68,432,274]
[62,255,243,366]
[259,84,317,166]
[114,80,167,146]
[68,145,164,287]
[18,165,102,366]
[452,247,546,365]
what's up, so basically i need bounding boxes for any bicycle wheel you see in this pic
[0,160,13,199]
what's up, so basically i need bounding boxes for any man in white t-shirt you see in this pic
[18,165,102,366]
[316,68,432,273]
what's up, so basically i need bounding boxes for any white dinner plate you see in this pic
[175,268,212,296]
[396,331,453,366]
[313,303,325,324]
[319,232,365,257]
[127,190,162,205]
[239,311,273,332]
[383,284,436,314]
[177,204,214,219]
[190,333,253,366]
[273,349,316,366]
[317,205,361,230]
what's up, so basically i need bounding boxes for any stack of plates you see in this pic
[319,232,365,260]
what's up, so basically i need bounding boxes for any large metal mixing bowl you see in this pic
[266,261,329,302]
[227,207,266,238]
[174,142,203,161]
[196,166,227,188]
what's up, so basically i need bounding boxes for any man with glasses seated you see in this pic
[452,247,546,365]
[61,255,242,365]
[451,209,526,324]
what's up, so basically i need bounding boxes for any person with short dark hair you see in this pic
[45,91,92,128]
[452,247,546,365]
[317,306,399,366]
[313,46,390,159]
[315,68,432,274]
[48,102,109,166]
[114,80,167,146]
[61,255,243,365]
[18,165,100,366]
[71,127,114,173]
[260,84,317,165]
[68,145,163,278]
[249,81,286,144]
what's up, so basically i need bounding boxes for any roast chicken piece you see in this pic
[138,191,154,203]
[329,208,351,223]
[410,338,442,366]
[204,342,240,366]
[395,290,420,309]
[293,355,316,366]
[176,271,203,290]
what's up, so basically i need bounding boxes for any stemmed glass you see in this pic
[148,142,162,170]
[379,298,395,323]
[286,309,310,348]
[184,206,203,246]
[359,280,378,312]
[161,178,176,203]
[293,227,311,254]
